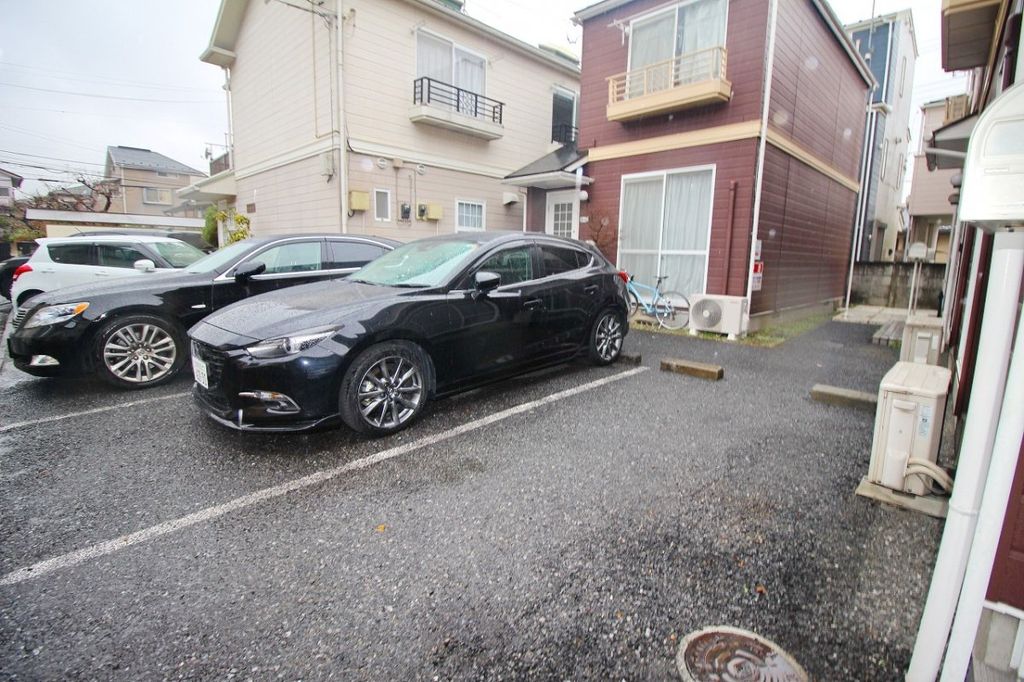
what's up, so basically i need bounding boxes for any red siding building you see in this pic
[569,0,872,328]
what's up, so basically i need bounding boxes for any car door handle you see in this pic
[95,272,110,277]
[523,298,544,310]
[583,284,600,295]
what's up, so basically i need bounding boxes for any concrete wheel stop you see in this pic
[676,626,808,682]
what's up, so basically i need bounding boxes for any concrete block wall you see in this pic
[851,262,946,309]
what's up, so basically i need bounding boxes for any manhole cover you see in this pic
[677,626,808,682]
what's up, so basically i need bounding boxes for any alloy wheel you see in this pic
[357,355,423,430]
[102,323,177,384]
[595,313,624,361]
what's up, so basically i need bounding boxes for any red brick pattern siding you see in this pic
[577,0,769,151]
[753,145,857,313]
[988,437,1024,610]
[769,0,868,180]
[580,139,759,296]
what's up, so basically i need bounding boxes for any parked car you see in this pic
[0,256,29,301]
[189,232,629,436]
[7,234,399,388]
[11,235,208,308]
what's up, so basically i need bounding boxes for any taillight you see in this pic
[617,270,630,283]
[12,264,31,282]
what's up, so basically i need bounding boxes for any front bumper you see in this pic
[190,337,349,432]
[7,311,94,376]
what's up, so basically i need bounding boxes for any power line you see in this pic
[0,82,222,104]
[4,105,150,120]
[0,149,107,167]
[0,123,105,152]
[0,60,221,94]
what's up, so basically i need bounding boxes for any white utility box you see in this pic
[900,315,944,365]
[868,362,952,496]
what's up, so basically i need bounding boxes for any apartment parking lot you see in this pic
[0,311,942,680]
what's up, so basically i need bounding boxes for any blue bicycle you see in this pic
[620,273,690,330]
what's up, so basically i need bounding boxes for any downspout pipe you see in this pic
[942,264,1024,680]
[336,0,348,233]
[745,0,778,319]
[907,229,1024,681]
[724,180,737,295]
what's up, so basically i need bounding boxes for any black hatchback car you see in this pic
[8,234,398,388]
[189,232,629,435]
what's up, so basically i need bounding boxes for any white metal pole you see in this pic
[941,292,1024,680]
[907,260,918,316]
[907,230,1024,681]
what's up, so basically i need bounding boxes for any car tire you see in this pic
[16,290,43,308]
[93,314,186,389]
[588,309,625,366]
[339,340,431,437]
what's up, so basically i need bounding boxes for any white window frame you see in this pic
[374,188,391,223]
[455,199,486,232]
[142,187,173,205]
[625,0,730,74]
[416,29,488,95]
[615,164,716,296]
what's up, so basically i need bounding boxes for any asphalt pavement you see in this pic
[0,306,942,680]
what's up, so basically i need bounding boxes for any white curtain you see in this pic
[454,48,486,116]
[677,0,727,83]
[417,32,451,82]
[619,177,664,289]
[627,12,674,97]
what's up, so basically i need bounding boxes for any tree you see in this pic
[28,176,119,212]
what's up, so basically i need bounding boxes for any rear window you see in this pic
[539,245,591,277]
[47,243,95,265]
[152,241,206,268]
[328,241,386,269]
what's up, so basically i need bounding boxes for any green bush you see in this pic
[202,206,219,247]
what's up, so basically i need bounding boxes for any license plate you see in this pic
[192,354,209,389]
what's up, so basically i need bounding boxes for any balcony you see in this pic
[552,124,578,145]
[409,77,504,140]
[606,46,731,122]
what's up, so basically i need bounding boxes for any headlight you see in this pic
[245,328,339,359]
[23,302,90,329]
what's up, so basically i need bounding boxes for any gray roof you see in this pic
[505,143,583,179]
[106,146,206,176]
[0,167,24,187]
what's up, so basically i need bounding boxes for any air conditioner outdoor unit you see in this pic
[688,294,748,338]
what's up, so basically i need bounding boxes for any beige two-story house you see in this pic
[104,146,207,217]
[192,0,580,238]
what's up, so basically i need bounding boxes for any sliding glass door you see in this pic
[618,166,714,297]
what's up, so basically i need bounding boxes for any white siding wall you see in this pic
[346,152,523,241]
[236,155,343,235]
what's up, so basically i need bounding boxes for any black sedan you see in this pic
[189,232,629,435]
[7,234,398,388]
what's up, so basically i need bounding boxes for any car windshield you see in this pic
[182,240,256,274]
[152,241,206,268]
[350,239,480,287]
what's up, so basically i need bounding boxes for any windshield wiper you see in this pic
[389,282,429,288]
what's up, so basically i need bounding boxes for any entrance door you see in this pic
[545,190,577,240]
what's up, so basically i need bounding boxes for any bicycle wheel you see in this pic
[625,290,641,320]
[655,290,690,330]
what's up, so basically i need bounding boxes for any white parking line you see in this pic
[0,392,191,434]
[0,366,648,586]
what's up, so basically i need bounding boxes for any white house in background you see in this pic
[906,98,962,263]
[190,0,581,238]
[846,9,918,262]
[0,167,24,212]
[104,146,207,217]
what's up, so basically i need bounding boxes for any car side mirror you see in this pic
[234,260,267,282]
[133,259,156,273]
[473,271,501,298]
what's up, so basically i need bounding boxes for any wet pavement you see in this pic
[0,306,942,680]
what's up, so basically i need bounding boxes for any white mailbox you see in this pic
[869,362,951,496]
[959,83,1024,227]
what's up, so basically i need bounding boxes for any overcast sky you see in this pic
[0,0,967,199]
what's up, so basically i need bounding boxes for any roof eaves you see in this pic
[809,0,875,88]
[200,0,249,66]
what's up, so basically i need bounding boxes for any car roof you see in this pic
[240,234,402,247]
[407,230,589,248]
[37,235,192,245]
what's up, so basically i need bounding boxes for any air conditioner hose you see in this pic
[904,458,954,492]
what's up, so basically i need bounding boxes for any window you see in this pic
[327,241,386,270]
[143,187,172,205]
[552,89,577,143]
[156,171,178,178]
[456,200,485,231]
[899,56,907,97]
[247,241,322,275]
[417,31,487,115]
[47,243,95,265]
[627,0,727,96]
[619,167,713,297]
[879,139,889,180]
[896,153,905,190]
[97,244,149,268]
[540,246,590,277]
[374,189,391,222]
[477,246,534,286]
[0,188,9,197]
[152,241,205,268]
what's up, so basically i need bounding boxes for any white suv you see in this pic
[11,235,206,308]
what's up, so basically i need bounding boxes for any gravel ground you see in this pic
[0,309,943,680]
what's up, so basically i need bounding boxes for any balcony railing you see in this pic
[606,46,731,121]
[413,77,504,124]
[552,124,578,144]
